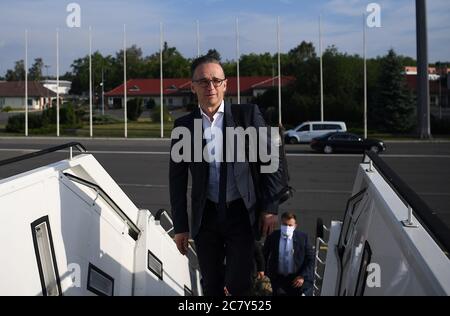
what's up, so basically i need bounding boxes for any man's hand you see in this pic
[292,276,305,288]
[257,271,265,280]
[260,212,278,237]
[174,232,190,255]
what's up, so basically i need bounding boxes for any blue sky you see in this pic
[0,0,449,76]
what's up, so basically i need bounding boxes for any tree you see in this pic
[144,42,190,78]
[5,58,47,82]
[222,60,237,77]
[284,41,317,77]
[371,49,415,133]
[69,52,115,95]
[126,98,144,121]
[239,53,275,76]
[114,45,147,80]
[5,60,25,81]
[288,41,317,63]
[29,58,45,81]
[151,103,172,123]
[321,46,364,124]
[161,42,191,78]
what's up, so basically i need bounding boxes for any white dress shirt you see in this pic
[200,101,240,203]
[278,234,295,275]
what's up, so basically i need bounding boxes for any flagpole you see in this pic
[196,20,200,57]
[25,30,28,136]
[160,22,164,138]
[89,26,93,138]
[124,24,128,138]
[101,68,105,116]
[319,15,324,122]
[236,17,240,105]
[363,13,367,139]
[277,16,282,126]
[56,28,60,137]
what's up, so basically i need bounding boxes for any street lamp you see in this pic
[100,68,105,116]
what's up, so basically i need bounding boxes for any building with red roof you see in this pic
[104,76,295,108]
[404,66,449,110]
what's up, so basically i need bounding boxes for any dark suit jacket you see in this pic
[169,103,284,238]
[263,229,315,283]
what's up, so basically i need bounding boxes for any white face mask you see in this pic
[281,225,295,238]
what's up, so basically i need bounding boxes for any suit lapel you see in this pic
[192,107,206,147]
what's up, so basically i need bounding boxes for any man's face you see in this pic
[282,218,297,228]
[191,62,227,110]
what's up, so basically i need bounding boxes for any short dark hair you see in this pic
[191,55,223,78]
[281,212,297,222]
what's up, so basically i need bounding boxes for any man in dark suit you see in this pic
[169,55,285,296]
[263,212,315,296]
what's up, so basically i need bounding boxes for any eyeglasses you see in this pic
[193,78,226,88]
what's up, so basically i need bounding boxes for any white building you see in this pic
[0,81,57,110]
[42,79,72,95]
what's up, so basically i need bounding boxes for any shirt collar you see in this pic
[199,101,224,122]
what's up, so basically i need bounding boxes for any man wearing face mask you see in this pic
[263,212,314,296]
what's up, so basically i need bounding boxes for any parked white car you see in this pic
[284,121,347,144]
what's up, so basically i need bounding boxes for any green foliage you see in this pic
[5,58,47,81]
[222,61,237,77]
[69,52,115,95]
[6,113,43,132]
[255,45,416,133]
[41,103,79,126]
[66,42,191,96]
[144,42,191,79]
[371,49,415,133]
[5,104,81,133]
[28,58,45,81]
[1,106,13,112]
[127,98,144,121]
[5,60,25,81]
[239,53,277,76]
[92,114,121,125]
[288,41,317,62]
[3,41,422,135]
[151,105,172,123]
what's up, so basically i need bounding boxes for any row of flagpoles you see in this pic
[21,16,369,138]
